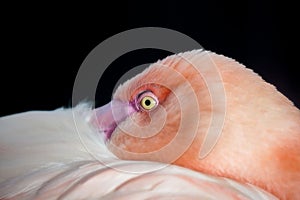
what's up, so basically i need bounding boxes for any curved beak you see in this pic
[92,100,136,140]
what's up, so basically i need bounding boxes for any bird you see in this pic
[0,49,298,199]
[94,50,300,199]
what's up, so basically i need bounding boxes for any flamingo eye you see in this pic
[137,91,158,111]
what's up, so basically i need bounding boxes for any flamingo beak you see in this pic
[92,100,136,140]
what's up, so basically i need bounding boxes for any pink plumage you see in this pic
[1,50,298,199]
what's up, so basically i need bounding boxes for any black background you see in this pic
[1,1,299,117]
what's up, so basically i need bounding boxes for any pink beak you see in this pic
[92,100,136,139]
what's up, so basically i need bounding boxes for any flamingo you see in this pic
[1,50,299,199]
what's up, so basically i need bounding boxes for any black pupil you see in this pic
[145,99,151,106]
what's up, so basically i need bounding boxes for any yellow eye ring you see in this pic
[140,96,157,110]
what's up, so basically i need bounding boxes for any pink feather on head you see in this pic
[94,50,300,200]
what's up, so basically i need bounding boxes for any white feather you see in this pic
[0,104,277,199]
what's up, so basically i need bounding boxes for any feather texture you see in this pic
[0,104,277,199]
